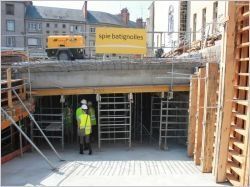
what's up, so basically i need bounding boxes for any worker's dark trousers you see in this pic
[84,135,92,155]
[78,129,92,154]
[78,129,85,154]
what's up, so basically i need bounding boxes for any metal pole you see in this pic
[19,120,23,157]
[159,98,163,149]
[164,99,169,150]
[61,102,64,150]
[1,108,57,170]
[129,94,132,148]
[98,95,101,150]
[150,96,153,144]
[12,89,64,161]
[140,93,142,144]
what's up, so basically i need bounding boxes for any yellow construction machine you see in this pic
[46,35,86,60]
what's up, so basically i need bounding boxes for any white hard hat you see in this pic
[81,104,88,110]
[81,99,87,104]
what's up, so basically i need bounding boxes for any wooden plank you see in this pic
[1,144,31,164]
[6,68,13,108]
[31,85,190,96]
[187,75,198,157]
[201,63,219,173]
[1,111,29,130]
[215,2,237,182]
[194,68,206,165]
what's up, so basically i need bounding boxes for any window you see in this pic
[212,1,218,34]
[53,31,59,34]
[28,38,40,46]
[54,23,58,28]
[6,36,15,47]
[28,22,42,31]
[90,40,95,46]
[193,14,197,41]
[46,23,50,28]
[168,5,174,33]
[6,4,14,15]
[70,25,81,33]
[62,24,66,28]
[38,23,42,30]
[90,27,95,33]
[62,31,66,35]
[46,31,50,34]
[6,20,15,31]
[213,2,218,20]
[202,8,206,40]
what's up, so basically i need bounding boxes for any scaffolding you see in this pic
[159,99,189,150]
[31,108,64,150]
[150,95,161,143]
[97,93,132,149]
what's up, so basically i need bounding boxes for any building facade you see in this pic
[25,5,86,50]
[189,1,226,42]
[146,1,180,57]
[1,1,144,58]
[1,1,31,50]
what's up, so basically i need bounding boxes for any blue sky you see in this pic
[33,1,153,22]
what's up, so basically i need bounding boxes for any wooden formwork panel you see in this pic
[194,68,206,165]
[226,3,249,186]
[215,2,249,186]
[187,75,198,157]
[201,63,219,173]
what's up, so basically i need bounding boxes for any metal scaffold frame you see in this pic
[150,96,161,143]
[31,96,65,150]
[159,98,189,150]
[97,93,132,149]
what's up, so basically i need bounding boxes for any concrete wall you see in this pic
[1,1,26,49]
[190,1,226,41]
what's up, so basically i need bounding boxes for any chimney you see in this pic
[120,8,130,25]
[136,18,143,28]
[82,1,88,20]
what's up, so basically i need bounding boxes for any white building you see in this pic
[190,1,226,42]
[146,1,181,56]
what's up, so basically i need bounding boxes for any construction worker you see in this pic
[78,104,92,155]
[76,99,87,146]
[76,99,87,125]
[88,101,97,141]
[63,103,73,143]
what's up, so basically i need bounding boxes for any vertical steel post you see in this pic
[19,120,23,157]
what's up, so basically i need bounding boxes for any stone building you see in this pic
[1,1,31,50]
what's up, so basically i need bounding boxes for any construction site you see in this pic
[1,1,249,186]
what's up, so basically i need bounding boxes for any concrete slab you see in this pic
[1,143,230,186]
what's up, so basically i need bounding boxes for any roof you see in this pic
[25,5,85,22]
[25,5,138,27]
[87,11,137,28]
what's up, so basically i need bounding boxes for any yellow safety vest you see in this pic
[89,107,96,125]
[79,113,91,135]
[76,107,84,121]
